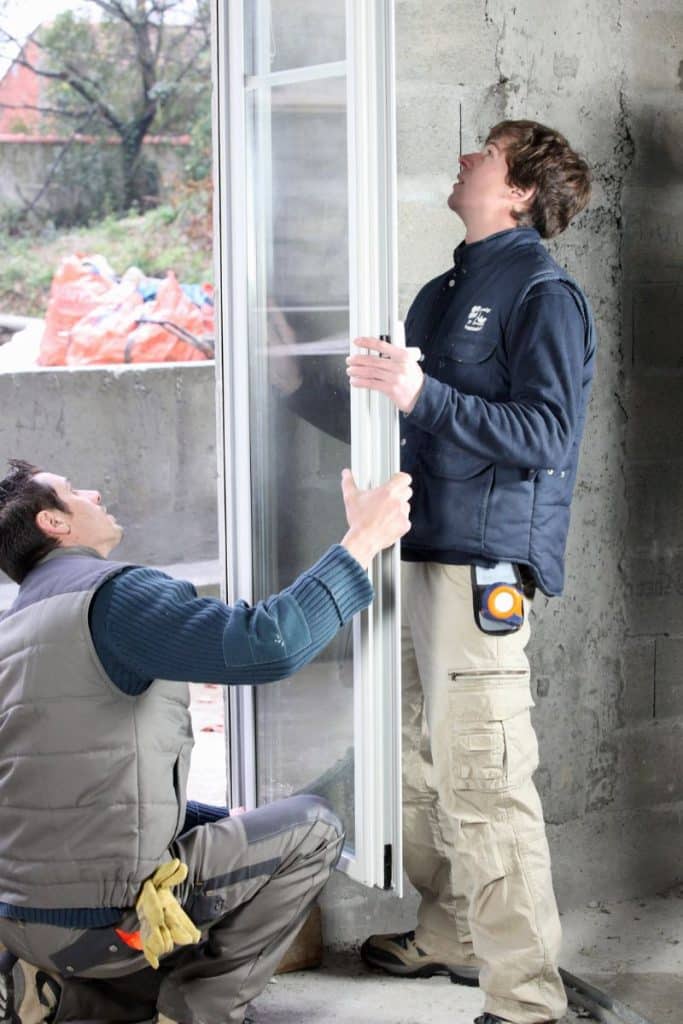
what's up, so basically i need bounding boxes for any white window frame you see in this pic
[212,0,402,892]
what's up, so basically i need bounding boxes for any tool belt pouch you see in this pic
[471,562,525,636]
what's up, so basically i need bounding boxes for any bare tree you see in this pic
[0,0,210,215]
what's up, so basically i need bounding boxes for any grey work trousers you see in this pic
[0,794,344,1024]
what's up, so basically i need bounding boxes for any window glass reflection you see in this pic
[244,69,355,844]
[245,0,346,75]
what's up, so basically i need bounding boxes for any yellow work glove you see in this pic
[135,859,202,969]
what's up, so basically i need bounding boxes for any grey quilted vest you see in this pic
[0,547,193,911]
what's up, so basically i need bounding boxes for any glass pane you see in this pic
[244,73,356,846]
[245,0,346,75]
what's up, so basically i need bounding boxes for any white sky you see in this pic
[0,1,197,74]
[3,0,87,42]
[0,1,90,74]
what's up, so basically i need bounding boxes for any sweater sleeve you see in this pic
[89,544,373,695]
[406,282,588,468]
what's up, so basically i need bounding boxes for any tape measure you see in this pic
[471,562,525,635]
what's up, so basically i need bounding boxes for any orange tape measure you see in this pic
[472,563,525,635]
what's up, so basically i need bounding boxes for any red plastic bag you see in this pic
[39,254,116,366]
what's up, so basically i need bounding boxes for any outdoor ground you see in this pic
[0,200,212,320]
[187,687,681,1024]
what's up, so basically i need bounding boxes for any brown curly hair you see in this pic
[487,120,591,238]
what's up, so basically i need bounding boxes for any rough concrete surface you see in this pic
[247,954,593,1024]
[245,892,683,1024]
[0,362,219,574]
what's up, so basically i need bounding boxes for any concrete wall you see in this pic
[321,0,683,944]
[0,138,189,222]
[0,363,219,574]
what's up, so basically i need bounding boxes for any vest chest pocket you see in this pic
[430,331,500,391]
[438,331,498,365]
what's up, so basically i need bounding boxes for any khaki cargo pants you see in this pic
[402,561,567,1024]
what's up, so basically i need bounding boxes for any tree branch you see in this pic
[0,101,86,120]
[88,1,137,29]
[10,53,126,136]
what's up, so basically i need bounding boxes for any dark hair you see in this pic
[0,460,68,583]
[486,120,591,238]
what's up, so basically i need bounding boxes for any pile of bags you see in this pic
[39,254,214,366]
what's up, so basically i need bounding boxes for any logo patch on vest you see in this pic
[464,305,492,332]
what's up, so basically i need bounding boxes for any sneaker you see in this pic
[360,930,480,986]
[0,955,60,1024]
[0,953,17,1024]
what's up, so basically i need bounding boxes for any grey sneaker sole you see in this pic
[360,940,480,987]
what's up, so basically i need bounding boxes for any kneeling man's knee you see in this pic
[291,793,343,839]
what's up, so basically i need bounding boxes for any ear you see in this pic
[509,183,536,207]
[35,508,71,539]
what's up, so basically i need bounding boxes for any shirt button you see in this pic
[108,945,118,953]
[547,469,555,475]
[400,438,407,446]
[448,279,455,287]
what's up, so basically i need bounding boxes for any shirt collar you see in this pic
[452,227,540,272]
[38,545,104,566]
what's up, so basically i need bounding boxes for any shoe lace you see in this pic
[395,930,416,950]
[395,930,429,957]
[36,972,60,1024]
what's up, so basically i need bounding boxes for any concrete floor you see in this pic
[246,890,683,1024]
[562,886,683,1024]
[186,687,682,1024]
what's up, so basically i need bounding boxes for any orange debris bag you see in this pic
[39,256,214,365]
[39,254,116,366]
[123,273,214,364]
[65,272,145,365]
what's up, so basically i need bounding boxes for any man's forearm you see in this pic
[407,376,575,467]
[90,548,373,693]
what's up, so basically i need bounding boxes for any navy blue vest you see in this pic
[401,228,596,596]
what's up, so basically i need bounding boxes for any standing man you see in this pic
[0,459,411,1024]
[348,120,595,1024]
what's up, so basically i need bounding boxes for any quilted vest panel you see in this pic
[0,549,193,911]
